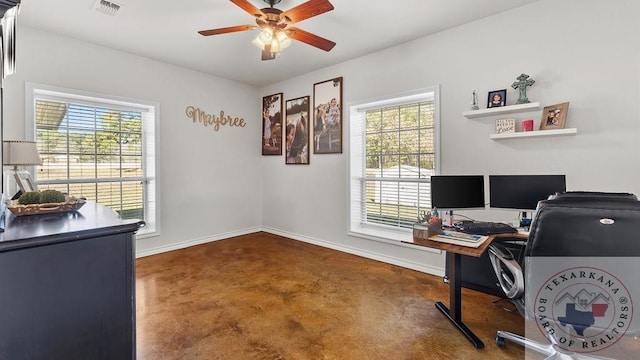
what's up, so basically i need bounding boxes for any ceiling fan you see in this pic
[198,0,336,61]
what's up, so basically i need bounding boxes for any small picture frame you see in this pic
[540,102,570,130]
[487,89,507,108]
[495,118,515,134]
[14,172,36,193]
[262,92,283,155]
[285,96,310,165]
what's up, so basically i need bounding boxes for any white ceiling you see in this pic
[18,0,541,87]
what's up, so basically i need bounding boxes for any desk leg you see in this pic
[435,252,485,349]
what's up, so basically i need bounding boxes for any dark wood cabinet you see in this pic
[0,202,144,360]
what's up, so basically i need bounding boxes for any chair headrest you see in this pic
[526,192,640,257]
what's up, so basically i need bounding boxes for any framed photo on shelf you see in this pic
[14,172,36,192]
[487,89,507,108]
[540,102,569,130]
[285,96,310,165]
[313,77,342,154]
[262,92,283,155]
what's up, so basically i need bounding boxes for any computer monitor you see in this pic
[489,175,566,211]
[430,175,485,209]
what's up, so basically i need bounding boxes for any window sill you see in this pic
[348,225,442,254]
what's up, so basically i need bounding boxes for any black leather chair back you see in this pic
[490,192,640,356]
[526,192,640,257]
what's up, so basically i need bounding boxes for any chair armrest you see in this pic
[489,244,525,299]
[489,242,515,260]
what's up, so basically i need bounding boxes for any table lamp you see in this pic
[3,140,42,196]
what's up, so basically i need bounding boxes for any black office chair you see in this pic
[489,192,640,359]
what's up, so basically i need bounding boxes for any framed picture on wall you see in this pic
[540,102,569,130]
[262,92,283,155]
[313,77,343,154]
[285,96,310,165]
[487,89,507,108]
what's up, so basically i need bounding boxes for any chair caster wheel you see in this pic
[496,336,506,348]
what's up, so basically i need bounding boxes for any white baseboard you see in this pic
[135,226,261,258]
[261,227,445,277]
[135,226,445,277]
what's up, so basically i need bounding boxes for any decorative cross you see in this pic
[511,73,535,104]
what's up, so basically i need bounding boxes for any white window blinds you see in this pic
[349,88,439,242]
[35,98,145,219]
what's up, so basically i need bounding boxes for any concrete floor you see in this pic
[135,232,526,359]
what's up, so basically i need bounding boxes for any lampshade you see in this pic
[3,140,42,166]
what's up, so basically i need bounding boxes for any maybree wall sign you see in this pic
[186,106,246,132]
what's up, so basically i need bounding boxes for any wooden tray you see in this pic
[7,198,86,217]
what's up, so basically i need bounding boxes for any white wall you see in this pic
[3,27,262,256]
[259,0,640,275]
[4,0,639,275]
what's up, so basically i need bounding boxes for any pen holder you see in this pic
[413,219,443,240]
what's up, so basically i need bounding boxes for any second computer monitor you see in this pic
[430,175,485,209]
[489,175,566,211]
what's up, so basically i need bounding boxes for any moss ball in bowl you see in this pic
[39,189,66,204]
[18,191,41,205]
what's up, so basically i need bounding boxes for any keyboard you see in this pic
[455,221,518,235]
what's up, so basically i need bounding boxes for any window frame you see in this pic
[25,82,160,238]
[348,86,440,244]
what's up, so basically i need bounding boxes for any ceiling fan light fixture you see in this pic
[253,28,291,52]
[258,28,273,43]
[276,30,292,49]
[252,28,274,50]
[251,37,264,50]
[270,39,283,52]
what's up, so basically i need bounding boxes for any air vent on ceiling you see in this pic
[93,0,121,16]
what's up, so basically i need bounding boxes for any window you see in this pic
[349,88,439,242]
[26,84,159,237]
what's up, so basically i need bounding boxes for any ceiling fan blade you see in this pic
[198,25,256,36]
[230,0,263,18]
[288,27,336,52]
[281,0,334,24]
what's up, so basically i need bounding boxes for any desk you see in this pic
[405,231,527,349]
